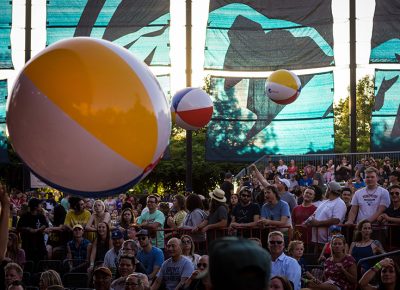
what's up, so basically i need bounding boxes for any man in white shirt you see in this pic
[269,231,301,290]
[346,167,391,224]
[307,181,347,244]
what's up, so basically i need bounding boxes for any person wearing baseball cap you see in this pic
[136,229,164,282]
[307,181,347,244]
[276,177,297,212]
[103,229,124,278]
[93,266,112,290]
[196,188,228,241]
[66,224,91,272]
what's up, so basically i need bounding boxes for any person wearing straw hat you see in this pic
[195,188,228,242]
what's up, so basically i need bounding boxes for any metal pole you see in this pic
[25,0,32,63]
[349,0,357,152]
[185,0,193,191]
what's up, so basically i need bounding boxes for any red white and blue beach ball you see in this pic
[171,88,213,130]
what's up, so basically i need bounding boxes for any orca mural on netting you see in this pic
[0,79,8,163]
[370,0,400,63]
[46,0,170,66]
[0,0,13,69]
[371,70,400,151]
[205,0,334,71]
[205,72,335,162]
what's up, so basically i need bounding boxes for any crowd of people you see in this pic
[0,156,400,290]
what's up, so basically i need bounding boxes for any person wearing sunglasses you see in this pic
[378,185,400,224]
[306,235,357,290]
[378,185,400,249]
[229,187,260,238]
[181,235,201,269]
[359,257,400,290]
[181,255,210,290]
[269,231,301,290]
[136,229,164,282]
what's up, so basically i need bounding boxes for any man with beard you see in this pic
[136,229,164,282]
[230,186,260,237]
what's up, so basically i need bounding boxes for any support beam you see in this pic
[25,0,32,63]
[349,0,357,152]
[185,0,193,191]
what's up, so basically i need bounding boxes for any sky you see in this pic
[1,0,400,103]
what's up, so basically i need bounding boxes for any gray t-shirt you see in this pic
[208,205,228,224]
[157,256,194,290]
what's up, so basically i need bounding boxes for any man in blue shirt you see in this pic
[269,231,301,290]
[136,229,164,283]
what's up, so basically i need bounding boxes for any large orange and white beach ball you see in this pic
[171,88,213,130]
[6,37,171,197]
[265,69,302,105]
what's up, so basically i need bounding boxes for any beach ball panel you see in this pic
[176,107,214,127]
[272,92,299,105]
[172,87,194,111]
[23,38,158,169]
[99,38,171,164]
[7,74,144,192]
[176,89,213,112]
[268,69,300,91]
[267,82,298,101]
[175,116,201,131]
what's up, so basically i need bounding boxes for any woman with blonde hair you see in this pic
[86,199,111,232]
[181,234,201,269]
[39,269,63,290]
[305,235,357,290]
[5,231,25,267]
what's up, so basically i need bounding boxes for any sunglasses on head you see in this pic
[390,191,400,196]
[197,263,207,268]
[269,240,283,245]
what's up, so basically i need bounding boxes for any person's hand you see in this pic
[189,270,200,280]
[318,256,326,264]
[379,213,389,221]
[308,219,319,226]
[230,222,240,229]
[336,262,345,272]
[258,219,268,227]
[191,226,199,233]
[380,258,394,268]
[345,220,355,225]
[201,225,209,233]
[249,164,257,173]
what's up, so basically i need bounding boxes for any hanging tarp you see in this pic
[47,0,170,66]
[204,0,334,71]
[371,70,400,151]
[370,0,400,63]
[0,0,13,69]
[0,79,8,163]
[206,71,334,161]
[0,79,6,123]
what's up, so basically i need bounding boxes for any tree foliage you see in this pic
[334,75,375,152]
